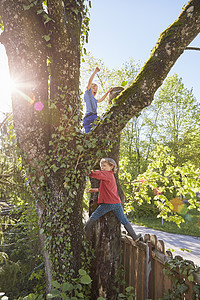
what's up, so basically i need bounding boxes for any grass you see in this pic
[130,209,200,237]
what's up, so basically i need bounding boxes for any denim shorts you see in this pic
[90,203,129,226]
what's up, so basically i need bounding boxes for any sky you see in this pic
[0,0,200,116]
[85,0,200,100]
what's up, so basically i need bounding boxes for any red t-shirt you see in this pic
[89,170,121,204]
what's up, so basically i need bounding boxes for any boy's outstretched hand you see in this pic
[88,188,99,193]
[95,67,100,73]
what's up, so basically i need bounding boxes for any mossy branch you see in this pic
[93,0,200,142]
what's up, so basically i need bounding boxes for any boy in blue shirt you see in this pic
[83,67,113,133]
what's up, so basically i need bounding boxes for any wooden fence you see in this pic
[121,232,200,300]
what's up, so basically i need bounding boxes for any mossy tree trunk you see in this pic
[0,0,200,297]
[88,135,125,300]
[0,0,86,290]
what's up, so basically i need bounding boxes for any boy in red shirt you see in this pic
[85,158,141,241]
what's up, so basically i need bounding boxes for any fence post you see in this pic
[121,232,200,299]
[147,241,153,299]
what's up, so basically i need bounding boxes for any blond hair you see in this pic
[100,158,118,173]
[91,83,98,88]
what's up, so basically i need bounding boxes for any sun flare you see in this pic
[0,63,13,113]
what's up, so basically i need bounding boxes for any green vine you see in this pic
[163,256,200,299]
[22,83,100,286]
[22,0,91,57]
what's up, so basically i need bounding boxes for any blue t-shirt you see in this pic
[84,88,98,115]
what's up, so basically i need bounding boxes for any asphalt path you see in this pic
[130,224,200,267]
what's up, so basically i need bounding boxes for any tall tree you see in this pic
[153,73,200,164]
[0,0,200,298]
[120,73,200,185]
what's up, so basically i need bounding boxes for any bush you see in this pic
[131,200,159,218]
[0,205,45,298]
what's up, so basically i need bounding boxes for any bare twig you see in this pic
[185,47,200,51]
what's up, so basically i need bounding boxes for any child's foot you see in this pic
[134,233,142,242]
[124,223,142,241]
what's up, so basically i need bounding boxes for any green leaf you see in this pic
[39,175,44,182]
[62,282,73,292]
[58,126,64,131]
[23,4,32,10]
[121,80,127,87]
[60,163,66,168]
[78,269,87,276]
[177,283,188,294]
[77,293,84,298]
[60,293,68,300]
[51,280,61,288]
[52,165,59,173]
[188,273,194,282]
[43,35,51,41]
[44,15,53,24]
[37,9,44,14]
[50,289,60,297]
[126,286,134,293]
[193,285,200,293]
[22,294,37,300]
[118,294,125,299]
[80,274,92,284]
[77,145,84,152]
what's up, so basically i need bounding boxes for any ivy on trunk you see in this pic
[0,0,200,298]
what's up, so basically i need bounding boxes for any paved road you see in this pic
[130,224,200,267]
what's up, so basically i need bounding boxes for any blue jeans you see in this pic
[83,113,98,133]
[90,203,129,226]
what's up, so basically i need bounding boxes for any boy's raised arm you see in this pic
[97,87,113,103]
[87,67,100,90]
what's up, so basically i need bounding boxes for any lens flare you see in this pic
[34,101,44,111]
[170,197,186,214]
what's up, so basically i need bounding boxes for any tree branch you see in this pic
[185,46,200,51]
[93,0,200,142]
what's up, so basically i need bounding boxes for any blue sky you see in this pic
[85,0,200,100]
[0,0,200,115]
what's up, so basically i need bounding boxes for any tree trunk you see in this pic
[0,0,85,290]
[89,155,122,299]
[89,88,125,299]
[91,213,121,300]
[1,0,200,297]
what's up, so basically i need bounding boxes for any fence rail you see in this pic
[121,232,200,300]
